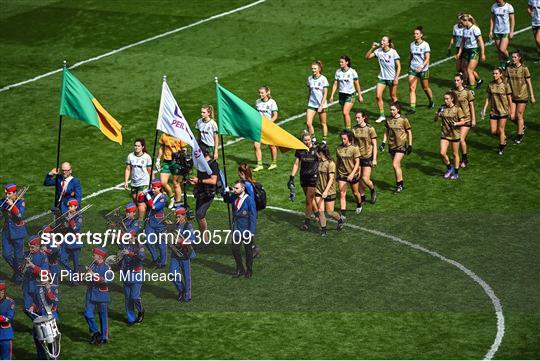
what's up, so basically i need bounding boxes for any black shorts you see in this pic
[490,114,508,120]
[337,175,360,184]
[512,99,528,104]
[389,148,406,157]
[300,178,317,188]
[315,193,336,202]
[441,137,460,143]
[360,157,373,167]
[195,195,214,219]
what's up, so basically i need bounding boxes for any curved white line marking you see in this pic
[266,205,505,360]
[0,0,266,93]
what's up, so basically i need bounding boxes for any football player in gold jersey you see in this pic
[435,92,468,180]
[315,144,344,236]
[482,68,513,155]
[380,102,412,193]
[452,73,476,167]
[506,50,536,144]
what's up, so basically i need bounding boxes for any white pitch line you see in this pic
[221,25,532,148]
[25,182,124,223]
[265,205,504,360]
[0,0,266,93]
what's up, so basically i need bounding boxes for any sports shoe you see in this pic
[428,100,435,109]
[375,115,386,123]
[355,204,363,214]
[443,167,454,179]
[168,197,175,209]
[460,159,468,168]
[475,79,483,89]
[370,189,377,204]
[336,218,345,231]
[267,163,277,170]
[311,137,317,145]
[252,244,260,258]
[450,173,459,180]
[395,185,404,193]
[300,223,309,231]
[320,228,327,237]
[513,134,524,145]
[253,165,263,172]
[497,149,504,156]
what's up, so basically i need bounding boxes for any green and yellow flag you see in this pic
[216,83,307,150]
[59,68,123,144]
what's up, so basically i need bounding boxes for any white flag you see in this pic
[156,81,212,174]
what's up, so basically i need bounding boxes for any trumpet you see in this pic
[169,232,193,260]
[1,186,29,210]
[105,248,129,267]
[48,204,92,234]
[104,206,129,232]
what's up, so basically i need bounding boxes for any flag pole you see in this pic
[54,60,67,208]
[215,77,232,230]
[149,75,166,189]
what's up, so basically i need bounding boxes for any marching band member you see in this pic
[84,247,110,345]
[21,236,49,320]
[120,233,145,325]
[40,226,61,319]
[0,281,15,361]
[43,162,82,214]
[1,183,27,284]
[122,203,141,248]
[226,180,257,279]
[170,205,196,302]
[59,199,83,284]
[139,180,167,268]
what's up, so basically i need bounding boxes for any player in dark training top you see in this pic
[289,132,319,231]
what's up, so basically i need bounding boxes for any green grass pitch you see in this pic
[0,0,539,359]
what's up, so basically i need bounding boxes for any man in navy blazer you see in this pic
[43,162,82,214]
[226,180,257,279]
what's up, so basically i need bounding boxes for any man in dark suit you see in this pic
[43,162,82,214]
[226,180,257,279]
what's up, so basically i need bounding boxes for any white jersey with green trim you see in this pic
[374,48,400,80]
[453,24,464,48]
[255,98,278,120]
[491,2,514,34]
[307,74,329,108]
[409,40,431,72]
[529,0,540,26]
[195,118,218,147]
[334,67,358,94]
[126,152,152,187]
[463,25,482,49]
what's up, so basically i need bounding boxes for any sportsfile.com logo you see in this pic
[39,229,253,248]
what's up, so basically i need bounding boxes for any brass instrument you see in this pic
[105,248,129,267]
[1,186,29,210]
[47,204,92,233]
[169,230,193,260]
[104,206,128,232]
